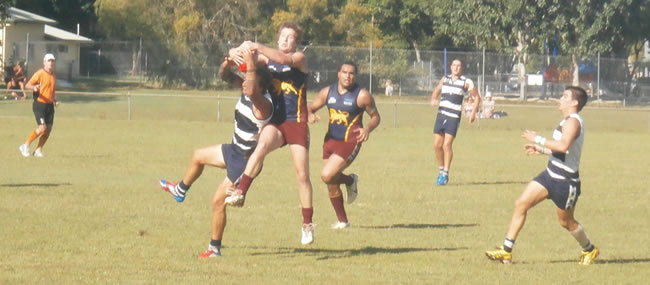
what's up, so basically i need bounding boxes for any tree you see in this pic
[95,0,261,88]
[363,0,437,63]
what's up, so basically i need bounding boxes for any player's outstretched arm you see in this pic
[355,89,381,143]
[250,42,308,73]
[308,86,329,123]
[242,50,273,120]
[218,57,243,87]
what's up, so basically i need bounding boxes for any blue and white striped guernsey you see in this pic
[546,113,584,182]
[232,92,273,156]
[438,75,473,119]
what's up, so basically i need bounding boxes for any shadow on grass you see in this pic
[59,94,121,103]
[550,257,650,264]
[248,246,467,260]
[450,181,529,186]
[0,183,71,188]
[358,223,479,230]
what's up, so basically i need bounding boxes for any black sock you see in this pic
[210,240,221,248]
[179,181,190,191]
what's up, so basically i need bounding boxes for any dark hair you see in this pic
[452,58,463,65]
[565,86,588,111]
[253,64,273,92]
[339,61,357,73]
[278,21,302,43]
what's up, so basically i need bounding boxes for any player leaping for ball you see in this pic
[485,86,599,265]
[159,49,273,258]
[308,61,380,229]
[224,22,317,245]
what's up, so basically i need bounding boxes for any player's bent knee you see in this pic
[320,172,335,184]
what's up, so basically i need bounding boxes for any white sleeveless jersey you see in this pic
[232,92,273,156]
[546,113,584,181]
[438,75,473,119]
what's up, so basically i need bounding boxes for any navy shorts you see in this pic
[33,101,55,125]
[433,113,460,136]
[221,144,249,184]
[533,170,581,210]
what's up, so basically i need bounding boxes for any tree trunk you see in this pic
[412,40,421,63]
[572,54,579,86]
[517,31,527,101]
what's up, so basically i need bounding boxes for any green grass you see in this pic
[1,95,649,284]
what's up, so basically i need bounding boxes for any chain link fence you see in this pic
[7,41,650,106]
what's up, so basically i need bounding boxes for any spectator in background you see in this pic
[7,62,27,100]
[543,62,559,100]
[385,79,394,96]
[481,92,495,119]
[463,95,476,120]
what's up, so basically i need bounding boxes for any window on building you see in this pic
[58,45,68,53]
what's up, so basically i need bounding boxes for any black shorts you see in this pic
[533,170,581,210]
[433,113,460,136]
[33,101,55,125]
[221,144,249,184]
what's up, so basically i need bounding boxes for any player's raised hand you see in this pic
[228,47,245,65]
[522,130,537,143]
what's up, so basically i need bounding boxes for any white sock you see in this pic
[570,223,592,251]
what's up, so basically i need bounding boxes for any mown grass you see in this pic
[1,95,649,284]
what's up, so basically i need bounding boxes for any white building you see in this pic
[2,7,93,80]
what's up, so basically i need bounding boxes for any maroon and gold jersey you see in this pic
[326,83,364,142]
[268,61,308,124]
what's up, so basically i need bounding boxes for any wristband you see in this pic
[534,135,546,146]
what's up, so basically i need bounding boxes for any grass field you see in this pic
[1,94,649,284]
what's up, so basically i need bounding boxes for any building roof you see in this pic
[44,25,93,43]
[7,7,57,24]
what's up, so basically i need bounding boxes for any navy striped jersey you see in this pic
[267,60,308,124]
[232,92,273,156]
[326,83,364,142]
[546,113,584,181]
[438,75,474,119]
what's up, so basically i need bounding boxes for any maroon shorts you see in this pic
[272,121,310,148]
[322,136,361,163]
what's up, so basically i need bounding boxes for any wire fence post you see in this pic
[127,92,131,120]
[393,101,397,127]
[217,94,221,122]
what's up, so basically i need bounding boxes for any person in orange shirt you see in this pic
[20,53,59,157]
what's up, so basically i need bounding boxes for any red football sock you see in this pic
[239,174,253,195]
[329,195,348,223]
[301,207,313,224]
